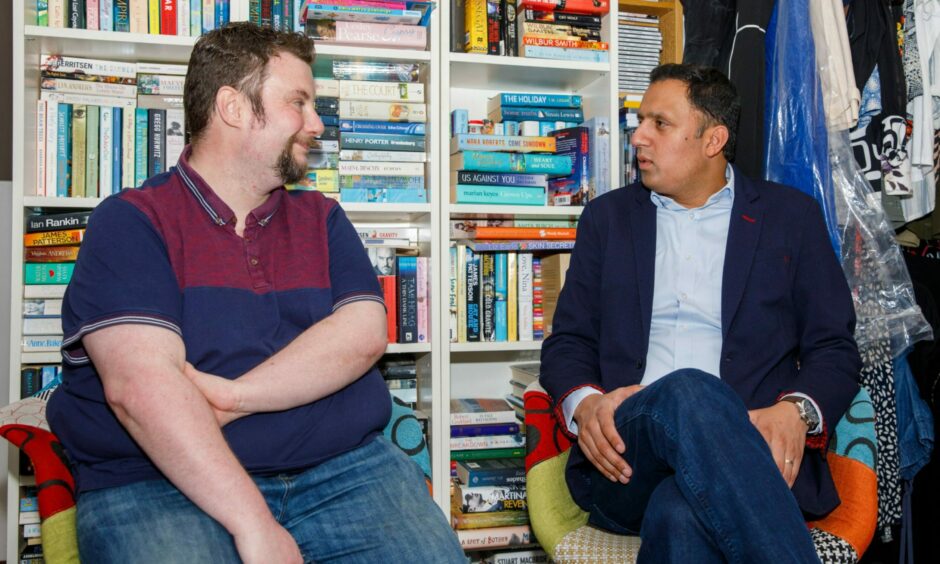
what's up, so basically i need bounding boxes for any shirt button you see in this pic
[249,257,259,266]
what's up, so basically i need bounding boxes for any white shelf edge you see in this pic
[20,351,62,364]
[23,196,105,209]
[25,25,199,47]
[450,341,543,353]
[448,204,584,218]
[447,52,609,73]
[314,43,431,62]
[386,343,432,354]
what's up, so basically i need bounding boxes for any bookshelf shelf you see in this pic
[449,204,584,219]
[314,43,433,63]
[341,203,433,223]
[20,352,63,365]
[450,341,543,353]
[24,26,197,62]
[23,196,106,209]
[448,53,610,92]
[619,0,675,16]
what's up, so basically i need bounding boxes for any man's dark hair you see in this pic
[649,64,741,161]
[184,22,315,144]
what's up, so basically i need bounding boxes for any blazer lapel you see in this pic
[631,188,656,344]
[721,168,763,337]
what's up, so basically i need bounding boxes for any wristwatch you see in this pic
[780,396,820,432]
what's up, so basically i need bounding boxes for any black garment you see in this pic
[679,0,776,180]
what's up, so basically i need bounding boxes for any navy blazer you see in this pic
[540,167,861,518]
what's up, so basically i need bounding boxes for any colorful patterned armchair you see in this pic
[523,381,878,564]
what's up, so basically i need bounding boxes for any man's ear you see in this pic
[703,125,729,159]
[214,86,246,129]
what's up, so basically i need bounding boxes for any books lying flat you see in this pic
[340,188,427,203]
[456,525,534,550]
[451,398,517,425]
[451,185,547,206]
[450,434,526,451]
[450,134,556,154]
[451,151,572,175]
[466,239,576,252]
[450,447,526,461]
[456,458,526,486]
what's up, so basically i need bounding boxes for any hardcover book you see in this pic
[451,398,517,425]
[26,211,91,233]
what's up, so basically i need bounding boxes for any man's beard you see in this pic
[275,135,310,185]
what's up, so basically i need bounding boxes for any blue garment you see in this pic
[895,354,934,481]
[74,436,464,563]
[764,0,841,257]
[644,173,734,384]
[857,66,883,132]
[587,370,821,563]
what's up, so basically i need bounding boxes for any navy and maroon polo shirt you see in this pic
[47,146,391,493]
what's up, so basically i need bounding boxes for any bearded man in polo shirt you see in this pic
[47,23,463,564]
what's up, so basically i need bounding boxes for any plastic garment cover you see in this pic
[829,130,933,357]
[764,0,841,256]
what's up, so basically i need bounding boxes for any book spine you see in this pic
[521,36,607,49]
[312,20,427,48]
[338,120,425,135]
[338,101,427,123]
[453,185,546,206]
[23,263,76,284]
[112,106,123,194]
[99,106,113,197]
[337,161,424,176]
[532,257,543,339]
[524,9,601,26]
[85,105,100,198]
[481,253,495,341]
[137,74,186,95]
[149,0,161,33]
[70,105,87,197]
[450,447,526,460]
[100,0,114,30]
[49,0,67,27]
[469,239,574,251]
[23,229,84,247]
[40,91,137,109]
[451,134,555,154]
[338,80,425,102]
[450,434,525,450]
[134,108,149,187]
[502,0,518,57]
[516,252,533,340]
[497,92,582,109]
[37,0,50,26]
[396,256,418,343]
[521,44,609,62]
[148,108,166,176]
[450,421,521,437]
[45,100,59,197]
[165,108,185,169]
[456,243,467,342]
[452,510,528,530]
[490,106,584,122]
[190,0,201,35]
[130,0,147,32]
[85,0,99,31]
[331,61,421,82]
[449,243,458,342]
[465,0,487,53]
[67,0,85,29]
[21,336,64,352]
[339,175,424,190]
[486,0,502,55]
[305,5,423,26]
[24,246,82,262]
[22,318,64,336]
[494,252,508,341]
[507,253,518,341]
[518,0,609,14]
[178,0,190,35]
[23,284,68,298]
[121,106,135,189]
[379,275,397,343]
[465,247,481,342]
[55,103,71,198]
[23,297,64,316]
[338,188,427,203]
[36,100,48,197]
[455,170,547,187]
[416,256,429,344]
[340,133,426,151]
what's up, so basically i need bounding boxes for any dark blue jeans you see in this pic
[75,436,464,563]
[587,369,821,563]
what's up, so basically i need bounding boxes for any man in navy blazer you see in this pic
[540,64,861,562]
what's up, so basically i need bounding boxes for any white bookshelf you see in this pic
[7,3,444,560]
[437,0,622,529]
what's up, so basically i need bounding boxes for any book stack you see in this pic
[35,0,232,36]
[19,487,43,561]
[21,210,89,354]
[357,225,430,344]
[20,364,63,399]
[302,0,434,50]
[35,55,189,198]
[379,358,418,407]
[617,11,663,93]
[304,61,429,203]
[450,398,533,549]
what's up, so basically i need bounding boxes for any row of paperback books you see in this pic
[458,0,610,63]
[19,488,44,563]
[303,0,434,50]
[36,0,231,36]
[287,60,430,203]
[617,11,663,93]
[379,358,421,409]
[21,210,90,354]
[619,104,640,187]
[373,252,431,344]
[448,240,569,343]
[36,55,187,198]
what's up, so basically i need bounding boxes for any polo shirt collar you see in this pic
[176,145,283,228]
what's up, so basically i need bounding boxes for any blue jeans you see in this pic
[76,436,464,563]
[587,369,821,563]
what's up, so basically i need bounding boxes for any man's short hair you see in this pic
[184,22,315,144]
[649,64,741,162]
